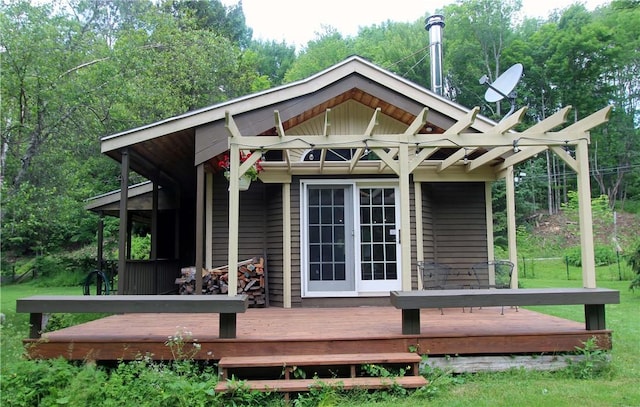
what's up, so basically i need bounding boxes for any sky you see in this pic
[222,0,610,49]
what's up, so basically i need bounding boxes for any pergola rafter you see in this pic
[213,104,611,298]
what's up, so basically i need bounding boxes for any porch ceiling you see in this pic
[104,128,196,190]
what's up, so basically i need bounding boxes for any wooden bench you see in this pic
[390,288,620,335]
[215,352,427,396]
[16,294,249,339]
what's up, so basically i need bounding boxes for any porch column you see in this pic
[118,149,129,295]
[97,212,104,274]
[227,143,240,296]
[152,181,159,294]
[205,172,213,270]
[399,143,412,291]
[283,183,292,308]
[414,181,424,290]
[151,181,158,260]
[505,166,518,288]
[576,140,596,288]
[195,164,204,295]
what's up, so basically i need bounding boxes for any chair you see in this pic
[470,260,516,314]
[417,261,452,315]
[418,261,451,290]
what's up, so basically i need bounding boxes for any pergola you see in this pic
[216,104,612,303]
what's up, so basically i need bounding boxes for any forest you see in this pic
[1,0,639,264]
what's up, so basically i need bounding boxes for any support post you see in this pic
[219,313,237,338]
[576,140,596,288]
[29,313,44,339]
[97,212,104,274]
[505,167,518,288]
[206,172,213,270]
[584,304,606,330]
[402,309,421,335]
[118,149,129,295]
[227,144,240,296]
[399,144,412,291]
[195,164,204,295]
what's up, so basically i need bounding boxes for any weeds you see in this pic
[563,337,613,379]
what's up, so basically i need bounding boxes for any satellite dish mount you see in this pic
[479,63,523,120]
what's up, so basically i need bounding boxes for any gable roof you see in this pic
[100,56,496,188]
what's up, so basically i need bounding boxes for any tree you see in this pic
[248,39,297,87]
[283,26,354,82]
[354,19,430,88]
[441,0,522,119]
[0,0,266,255]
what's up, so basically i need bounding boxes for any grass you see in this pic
[1,264,639,407]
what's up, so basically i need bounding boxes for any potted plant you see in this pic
[217,152,263,191]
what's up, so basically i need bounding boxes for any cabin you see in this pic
[87,55,610,307]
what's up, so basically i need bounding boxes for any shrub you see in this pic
[130,234,151,260]
[564,245,617,267]
[627,239,640,290]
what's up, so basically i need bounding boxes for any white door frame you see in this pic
[300,179,402,297]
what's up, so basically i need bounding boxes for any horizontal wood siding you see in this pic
[290,179,302,307]
[211,173,267,268]
[123,260,180,294]
[421,183,435,284]
[266,184,284,307]
[409,182,417,289]
[426,183,488,288]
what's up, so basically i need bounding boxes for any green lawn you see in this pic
[1,268,639,407]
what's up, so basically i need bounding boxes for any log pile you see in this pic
[176,257,266,307]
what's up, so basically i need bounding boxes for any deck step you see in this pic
[214,375,428,393]
[218,352,421,369]
[216,352,426,395]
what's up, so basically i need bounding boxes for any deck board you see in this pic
[23,306,612,361]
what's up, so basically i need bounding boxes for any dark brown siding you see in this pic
[290,179,302,307]
[266,184,284,307]
[210,172,268,267]
[409,182,418,289]
[420,182,435,282]
[425,182,488,287]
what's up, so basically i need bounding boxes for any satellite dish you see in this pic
[479,63,523,119]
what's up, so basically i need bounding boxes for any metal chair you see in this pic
[470,260,516,314]
[417,261,452,315]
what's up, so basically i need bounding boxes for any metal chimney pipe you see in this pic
[425,14,445,96]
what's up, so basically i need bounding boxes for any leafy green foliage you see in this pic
[130,234,151,260]
[564,245,617,267]
[627,239,640,290]
[563,337,613,379]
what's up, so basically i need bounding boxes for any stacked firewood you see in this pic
[176,257,266,307]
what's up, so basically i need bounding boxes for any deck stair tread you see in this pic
[216,352,425,394]
[218,352,421,368]
[214,376,428,393]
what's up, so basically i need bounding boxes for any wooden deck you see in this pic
[23,306,612,361]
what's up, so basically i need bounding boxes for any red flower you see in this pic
[217,151,263,180]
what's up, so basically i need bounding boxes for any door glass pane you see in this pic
[359,188,398,281]
[308,187,347,282]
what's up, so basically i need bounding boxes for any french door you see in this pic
[302,181,401,296]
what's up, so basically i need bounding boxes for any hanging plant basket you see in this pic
[224,171,252,191]
[237,174,252,191]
